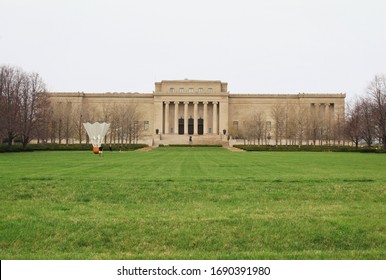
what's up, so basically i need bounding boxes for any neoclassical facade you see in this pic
[49,80,345,146]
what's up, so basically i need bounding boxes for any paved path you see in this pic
[223,146,246,152]
[136,146,157,152]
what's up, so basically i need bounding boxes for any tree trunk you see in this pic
[383,136,386,151]
[22,138,29,150]
[7,132,14,146]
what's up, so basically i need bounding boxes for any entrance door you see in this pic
[178,118,184,135]
[188,118,194,135]
[198,118,203,135]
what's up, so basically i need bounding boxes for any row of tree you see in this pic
[0,65,145,147]
[0,65,49,148]
[43,101,144,145]
[232,75,386,151]
[345,75,386,150]
[235,102,345,147]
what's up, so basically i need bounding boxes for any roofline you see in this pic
[158,80,225,83]
[229,93,346,98]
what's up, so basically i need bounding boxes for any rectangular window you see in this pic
[170,88,175,93]
[144,121,149,130]
[179,88,184,93]
[198,88,203,93]
[189,88,194,93]
[208,88,213,93]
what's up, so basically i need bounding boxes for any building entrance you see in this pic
[198,118,203,135]
[188,118,194,135]
[178,117,204,135]
[178,118,184,135]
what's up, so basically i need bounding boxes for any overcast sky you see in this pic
[1,0,385,99]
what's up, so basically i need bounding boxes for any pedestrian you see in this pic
[99,145,104,157]
[109,144,112,151]
[189,136,192,146]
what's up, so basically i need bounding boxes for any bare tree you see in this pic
[285,104,298,145]
[255,112,266,145]
[0,66,22,146]
[308,104,321,145]
[72,101,90,144]
[18,73,48,149]
[271,103,285,145]
[359,98,375,147]
[332,105,345,146]
[367,75,386,150]
[126,105,144,144]
[294,104,309,147]
[35,97,52,143]
[345,100,361,148]
[52,102,65,144]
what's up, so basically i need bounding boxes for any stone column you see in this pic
[174,101,179,134]
[203,101,208,135]
[164,101,170,134]
[325,103,330,116]
[184,102,189,135]
[193,101,198,135]
[213,101,218,134]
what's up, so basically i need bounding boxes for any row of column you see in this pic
[311,103,335,115]
[164,101,218,135]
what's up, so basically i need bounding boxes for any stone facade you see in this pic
[49,80,346,146]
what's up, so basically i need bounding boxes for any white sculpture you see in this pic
[83,122,110,154]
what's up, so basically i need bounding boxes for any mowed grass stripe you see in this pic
[0,148,385,259]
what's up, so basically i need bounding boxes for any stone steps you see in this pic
[156,134,224,146]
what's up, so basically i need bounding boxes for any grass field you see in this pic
[0,147,385,259]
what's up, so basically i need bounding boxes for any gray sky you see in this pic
[1,0,385,99]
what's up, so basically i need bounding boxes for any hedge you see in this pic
[233,145,386,153]
[0,143,147,153]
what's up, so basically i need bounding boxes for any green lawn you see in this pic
[0,147,385,259]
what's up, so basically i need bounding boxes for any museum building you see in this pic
[49,80,346,146]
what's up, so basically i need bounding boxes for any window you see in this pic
[170,88,175,93]
[198,88,203,93]
[189,88,194,93]
[208,88,213,93]
[179,88,184,93]
[144,121,149,130]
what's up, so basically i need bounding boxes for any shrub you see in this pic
[233,145,385,153]
[0,143,147,153]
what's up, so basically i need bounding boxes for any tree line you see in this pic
[231,75,386,151]
[233,101,345,147]
[345,75,386,150]
[46,101,144,145]
[0,65,144,148]
[0,65,49,148]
